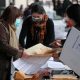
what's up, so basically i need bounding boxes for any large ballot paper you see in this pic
[60,27,80,76]
[23,43,53,56]
[13,43,53,74]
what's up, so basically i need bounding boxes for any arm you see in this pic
[0,23,23,58]
[19,20,27,48]
[19,16,32,48]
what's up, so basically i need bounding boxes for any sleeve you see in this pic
[19,16,32,48]
[44,18,55,46]
[19,20,28,48]
[0,23,23,58]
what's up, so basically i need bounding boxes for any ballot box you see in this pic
[60,27,80,78]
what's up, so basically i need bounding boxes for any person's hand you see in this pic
[32,70,43,80]
[21,50,30,59]
[32,69,49,80]
[52,50,60,60]
[49,40,62,48]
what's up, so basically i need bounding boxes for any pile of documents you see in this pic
[13,43,54,74]
[41,60,65,70]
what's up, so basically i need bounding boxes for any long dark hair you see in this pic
[66,4,80,26]
[1,6,20,24]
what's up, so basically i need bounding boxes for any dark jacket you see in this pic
[0,20,22,80]
[19,16,55,48]
[0,21,22,60]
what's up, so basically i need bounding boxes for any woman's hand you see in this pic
[21,49,30,59]
[32,69,49,80]
[49,40,62,48]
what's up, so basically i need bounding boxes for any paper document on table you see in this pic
[13,43,53,74]
[41,60,65,70]
[13,56,50,74]
[60,27,80,76]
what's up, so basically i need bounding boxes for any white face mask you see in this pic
[15,18,21,28]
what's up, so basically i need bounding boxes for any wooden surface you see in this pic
[14,71,78,80]
[51,74,78,80]
[14,71,42,80]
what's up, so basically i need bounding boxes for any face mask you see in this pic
[66,20,73,28]
[64,17,73,28]
[32,17,42,23]
[15,18,21,28]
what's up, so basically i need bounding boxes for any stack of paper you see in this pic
[41,60,65,70]
[13,43,53,74]
[13,56,50,74]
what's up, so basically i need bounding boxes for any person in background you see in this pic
[19,4,24,17]
[19,3,55,49]
[0,6,28,80]
[57,4,80,48]
[9,2,14,7]
[52,3,80,48]
[65,4,80,31]
[23,4,32,20]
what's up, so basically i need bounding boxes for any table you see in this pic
[14,71,78,80]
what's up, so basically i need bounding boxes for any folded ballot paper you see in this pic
[13,43,54,74]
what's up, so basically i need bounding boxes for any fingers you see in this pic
[21,51,30,59]
[49,40,62,48]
